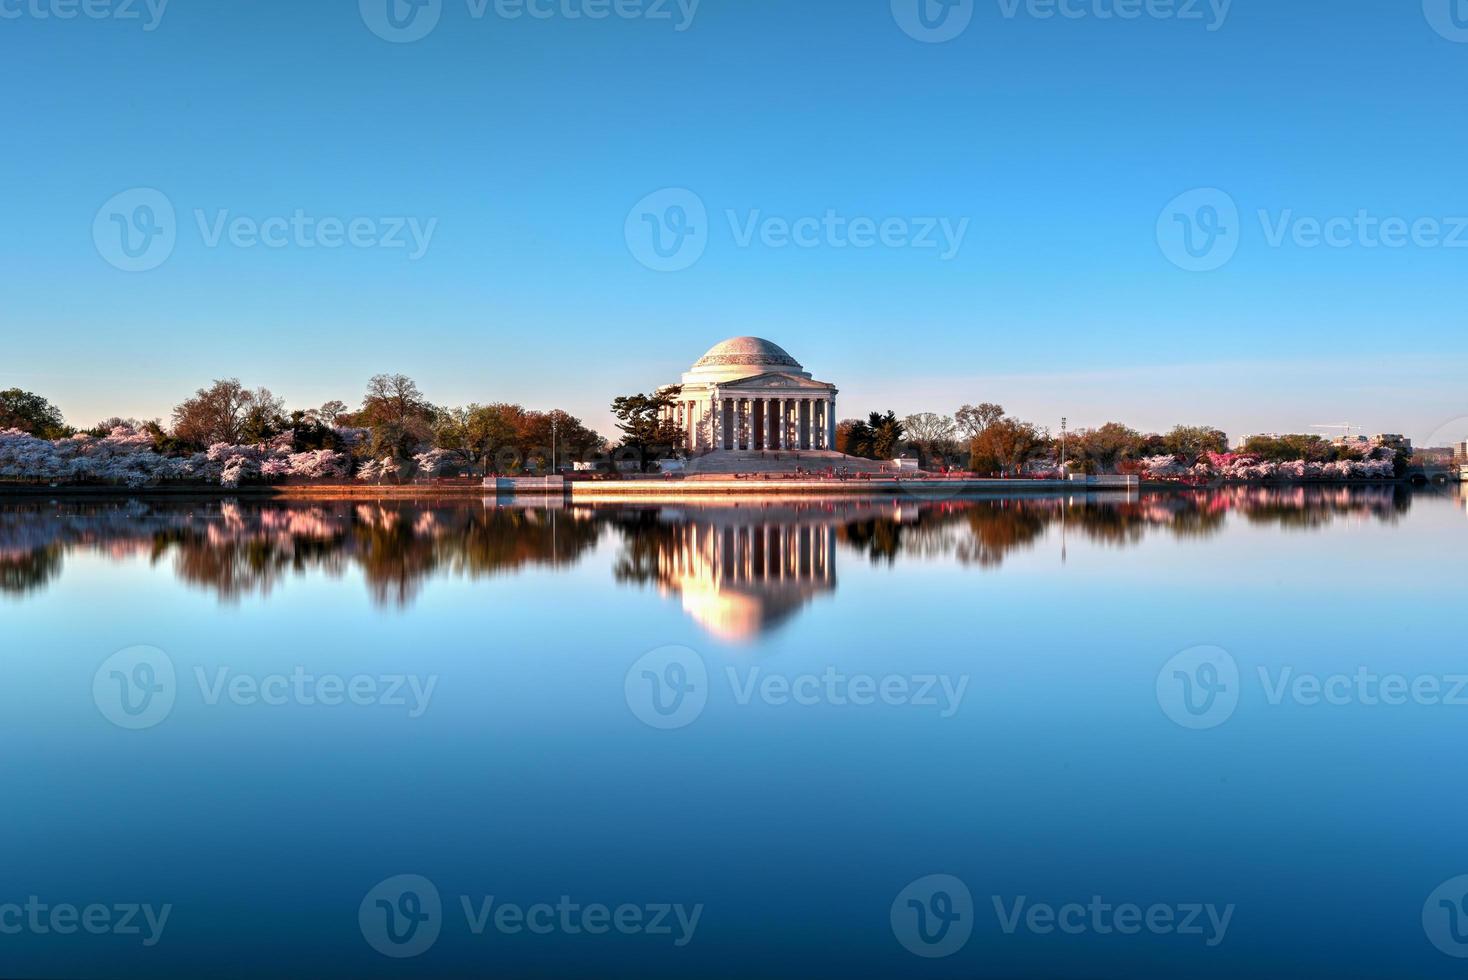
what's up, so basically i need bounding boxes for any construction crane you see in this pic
[1311,423,1365,442]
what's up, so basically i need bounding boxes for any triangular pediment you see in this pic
[720,373,836,391]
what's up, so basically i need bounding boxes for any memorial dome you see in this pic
[684,337,811,384]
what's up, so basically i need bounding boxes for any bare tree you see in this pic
[318,400,348,425]
[172,379,281,446]
[903,412,959,466]
[955,403,1006,441]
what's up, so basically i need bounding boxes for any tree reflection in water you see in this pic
[0,486,1433,636]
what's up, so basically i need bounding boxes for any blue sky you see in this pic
[4,0,1467,445]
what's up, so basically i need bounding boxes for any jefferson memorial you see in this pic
[664,337,839,453]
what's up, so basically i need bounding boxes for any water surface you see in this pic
[3,488,1465,977]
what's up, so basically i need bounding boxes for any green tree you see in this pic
[0,389,68,438]
[359,374,437,464]
[1161,425,1229,459]
[836,418,871,457]
[1242,434,1335,462]
[611,386,685,472]
[1070,422,1145,473]
[868,411,905,460]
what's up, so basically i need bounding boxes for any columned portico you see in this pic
[665,338,840,456]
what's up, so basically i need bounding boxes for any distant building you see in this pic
[1372,434,1412,453]
[1454,441,1468,466]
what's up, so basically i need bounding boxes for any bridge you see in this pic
[1405,462,1462,486]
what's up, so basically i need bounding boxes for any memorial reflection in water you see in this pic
[0,485,1450,640]
[630,507,837,642]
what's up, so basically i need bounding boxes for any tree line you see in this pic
[2,378,610,480]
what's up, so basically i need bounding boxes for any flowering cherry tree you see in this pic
[0,426,351,487]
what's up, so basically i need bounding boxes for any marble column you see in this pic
[711,391,721,450]
[827,396,837,450]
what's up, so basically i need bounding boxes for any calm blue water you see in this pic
[2,487,1466,978]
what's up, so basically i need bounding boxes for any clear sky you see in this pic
[4,0,1467,446]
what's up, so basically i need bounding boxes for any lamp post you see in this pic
[1060,417,1068,476]
[551,417,558,476]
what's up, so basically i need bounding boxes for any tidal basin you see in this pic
[3,486,1467,977]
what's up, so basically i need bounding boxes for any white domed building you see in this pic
[664,337,840,454]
